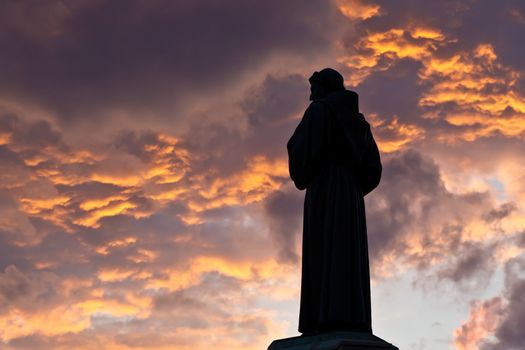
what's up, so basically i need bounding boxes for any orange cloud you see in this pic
[18,195,71,214]
[0,307,90,342]
[339,26,448,85]
[145,256,294,292]
[128,248,158,264]
[341,21,525,143]
[454,298,504,350]
[419,44,523,113]
[416,43,525,142]
[336,0,381,20]
[181,156,288,224]
[74,200,138,228]
[1,128,193,234]
[0,131,11,145]
[368,114,425,152]
[444,114,525,141]
[76,295,151,318]
[95,237,138,255]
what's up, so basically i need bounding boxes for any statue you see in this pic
[287,68,382,335]
[267,68,397,349]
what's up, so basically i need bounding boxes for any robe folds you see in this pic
[287,90,382,334]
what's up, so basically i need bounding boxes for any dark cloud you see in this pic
[242,74,307,126]
[436,241,496,288]
[114,130,165,163]
[9,331,118,350]
[0,1,524,348]
[519,231,525,248]
[180,120,246,177]
[27,230,96,278]
[147,270,269,343]
[242,74,309,159]
[182,73,307,177]
[366,149,445,259]
[0,146,32,188]
[489,280,525,349]
[194,203,278,262]
[0,0,342,123]
[358,0,473,25]
[0,190,38,246]
[481,257,525,350]
[153,271,239,319]
[483,202,517,223]
[357,59,425,124]
[0,112,63,150]
[444,0,525,70]
[0,265,62,314]
[56,182,128,203]
[365,149,499,277]
[0,235,32,273]
[5,334,52,350]
[263,186,304,263]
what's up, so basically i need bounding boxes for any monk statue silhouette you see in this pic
[267,68,396,349]
[287,68,382,336]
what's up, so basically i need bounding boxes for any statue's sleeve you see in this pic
[360,124,382,196]
[287,103,327,190]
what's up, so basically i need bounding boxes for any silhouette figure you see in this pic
[287,68,382,335]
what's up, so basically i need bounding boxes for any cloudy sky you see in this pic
[1,0,525,349]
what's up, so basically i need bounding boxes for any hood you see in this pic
[321,89,359,115]
[318,89,370,164]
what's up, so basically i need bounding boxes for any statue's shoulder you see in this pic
[306,100,328,113]
[308,100,335,120]
[356,112,371,127]
[303,101,329,124]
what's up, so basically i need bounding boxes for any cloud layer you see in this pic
[1,0,524,349]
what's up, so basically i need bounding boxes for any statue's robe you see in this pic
[287,90,382,334]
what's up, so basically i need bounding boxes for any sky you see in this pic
[0,0,525,349]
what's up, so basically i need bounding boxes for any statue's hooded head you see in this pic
[308,68,345,101]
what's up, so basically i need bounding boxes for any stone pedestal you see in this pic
[267,331,398,350]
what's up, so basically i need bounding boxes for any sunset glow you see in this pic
[1,1,524,349]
